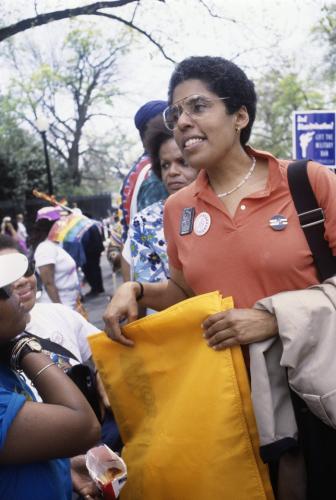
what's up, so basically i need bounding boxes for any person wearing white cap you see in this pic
[0,234,101,401]
[0,252,100,500]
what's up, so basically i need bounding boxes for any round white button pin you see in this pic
[194,212,211,236]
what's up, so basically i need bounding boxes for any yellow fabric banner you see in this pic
[89,291,273,500]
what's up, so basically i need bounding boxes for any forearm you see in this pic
[103,267,192,346]
[39,265,61,303]
[0,351,100,463]
[121,256,130,282]
[137,279,187,311]
[44,282,61,303]
[21,352,93,411]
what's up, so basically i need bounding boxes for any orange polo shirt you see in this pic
[164,147,336,308]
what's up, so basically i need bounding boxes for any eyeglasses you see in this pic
[163,94,229,131]
[0,259,36,301]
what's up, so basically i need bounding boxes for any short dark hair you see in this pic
[167,56,257,145]
[0,234,21,252]
[143,115,174,179]
[28,219,55,252]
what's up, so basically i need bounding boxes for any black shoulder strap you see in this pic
[23,330,80,362]
[287,160,336,282]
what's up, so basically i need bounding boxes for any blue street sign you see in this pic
[292,111,336,167]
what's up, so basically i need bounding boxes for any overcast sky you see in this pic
[1,0,331,155]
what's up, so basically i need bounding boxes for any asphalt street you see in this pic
[82,253,122,331]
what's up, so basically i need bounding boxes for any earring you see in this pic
[235,127,240,133]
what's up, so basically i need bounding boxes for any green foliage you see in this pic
[252,70,324,158]
[0,95,51,203]
[313,4,336,78]
[252,6,335,157]
[79,131,135,195]
[2,22,131,191]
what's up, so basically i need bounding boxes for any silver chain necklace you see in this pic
[216,156,256,198]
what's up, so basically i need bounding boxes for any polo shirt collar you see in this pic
[192,146,283,202]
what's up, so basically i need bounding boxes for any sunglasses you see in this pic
[163,94,229,131]
[0,284,12,300]
[0,259,36,300]
[25,259,36,278]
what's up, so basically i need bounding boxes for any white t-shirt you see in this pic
[24,302,100,400]
[34,240,79,309]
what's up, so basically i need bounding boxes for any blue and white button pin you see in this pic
[269,214,288,231]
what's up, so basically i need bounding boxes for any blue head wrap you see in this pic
[134,100,168,137]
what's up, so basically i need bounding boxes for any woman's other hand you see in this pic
[202,308,278,350]
[71,455,102,499]
[103,281,141,347]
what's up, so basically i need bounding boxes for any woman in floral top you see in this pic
[129,116,197,283]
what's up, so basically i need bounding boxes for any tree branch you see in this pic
[130,1,140,23]
[44,103,74,134]
[34,1,39,17]
[85,112,115,120]
[49,123,73,150]
[198,0,237,23]
[95,12,176,63]
[0,1,165,44]
[45,139,69,162]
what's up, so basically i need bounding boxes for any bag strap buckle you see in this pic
[298,207,325,229]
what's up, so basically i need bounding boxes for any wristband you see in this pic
[135,281,144,301]
[10,336,42,371]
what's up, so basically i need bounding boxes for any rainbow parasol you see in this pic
[48,213,97,244]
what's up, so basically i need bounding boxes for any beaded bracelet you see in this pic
[135,281,144,301]
[31,362,55,386]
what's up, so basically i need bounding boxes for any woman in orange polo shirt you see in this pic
[104,56,336,496]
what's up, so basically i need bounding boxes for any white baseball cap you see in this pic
[0,253,28,288]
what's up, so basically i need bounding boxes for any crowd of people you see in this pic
[1,213,28,253]
[1,54,336,499]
